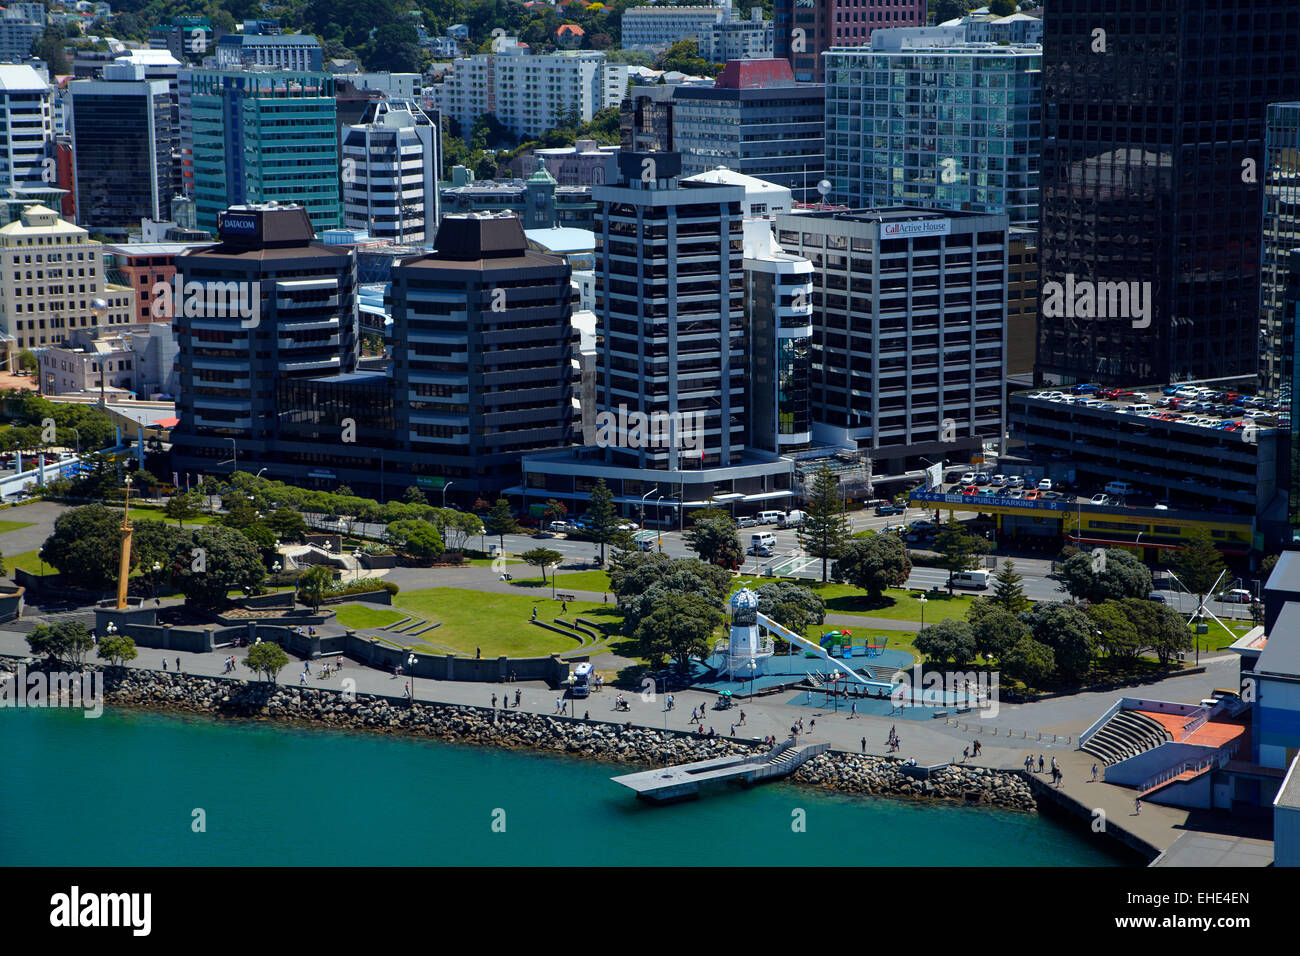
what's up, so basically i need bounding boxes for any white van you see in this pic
[778,510,807,529]
[951,569,991,590]
[750,532,776,555]
[757,510,784,525]
[1125,403,1153,415]
[1104,481,1135,497]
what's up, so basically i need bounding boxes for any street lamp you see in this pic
[746,657,757,702]
[640,486,658,529]
[150,561,161,600]
[549,564,560,599]
[256,468,267,480]
[441,481,453,509]
[407,653,418,705]
[918,594,928,631]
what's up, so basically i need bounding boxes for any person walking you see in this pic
[850,702,857,719]
[962,746,969,762]
[1038,754,1045,773]
[861,737,867,753]
[583,711,589,721]
[175,657,181,672]
[515,689,522,708]
[162,658,167,671]
[491,694,498,709]
[555,698,562,713]
[1135,798,1142,815]
[1091,764,1099,782]
[561,600,567,613]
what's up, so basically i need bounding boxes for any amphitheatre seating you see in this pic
[1081,709,1172,765]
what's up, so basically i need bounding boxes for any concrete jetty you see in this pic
[611,737,829,802]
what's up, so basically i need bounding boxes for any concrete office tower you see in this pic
[388,213,577,500]
[0,65,52,190]
[1260,103,1300,400]
[185,70,341,235]
[770,207,1008,473]
[774,0,925,83]
[0,204,135,355]
[596,151,746,470]
[1283,251,1300,531]
[112,49,184,195]
[621,6,728,54]
[0,3,45,63]
[671,58,825,204]
[171,204,357,471]
[215,33,324,72]
[431,37,626,141]
[824,29,1041,226]
[1036,0,1300,387]
[341,99,441,244]
[68,62,176,235]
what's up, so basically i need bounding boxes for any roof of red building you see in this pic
[714,58,798,90]
[557,24,584,35]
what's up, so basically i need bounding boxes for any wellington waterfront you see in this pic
[1,707,1124,867]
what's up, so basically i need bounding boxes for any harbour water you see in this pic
[1,707,1123,866]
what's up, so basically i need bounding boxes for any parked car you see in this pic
[991,474,1008,486]
[975,473,991,485]
[1007,475,1025,488]
[960,472,977,485]
[1036,478,1053,491]
[737,516,759,528]
[1219,588,1253,604]
[1090,494,1111,506]
[1147,593,1167,603]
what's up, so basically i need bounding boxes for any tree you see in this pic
[586,478,620,564]
[429,508,482,551]
[915,619,976,665]
[97,633,138,667]
[542,498,567,524]
[1088,600,1142,660]
[266,507,308,542]
[966,599,1028,660]
[1260,553,1280,582]
[386,519,445,559]
[177,526,266,606]
[832,534,912,600]
[521,547,564,582]
[483,498,520,552]
[987,0,1016,16]
[610,552,731,635]
[684,513,743,569]
[1023,603,1096,681]
[992,560,1030,614]
[1174,527,1226,613]
[17,350,37,374]
[298,565,334,612]
[39,504,124,590]
[929,0,975,26]
[245,641,291,683]
[27,620,94,667]
[1002,636,1055,688]
[403,486,427,505]
[33,26,70,75]
[799,465,851,581]
[221,496,260,530]
[1060,549,1152,604]
[1119,598,1193,666]
[635,592,723,669]
[933,515,990,593]
[165,491,203,529]
[754,581,826,635]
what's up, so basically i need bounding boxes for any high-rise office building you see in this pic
[185,69,341,234]
[774,0,925,83]
[215,33,323,72]
[341,99,441,244]
[0,64,50,190]
[171,204,357,471]
[770,207,1008,473]
[68,63,176,235]
[824,28,1041,226]
[0,3,45,63]
[670,59,825,204]
[387,213,577,498]
[1261,103,1300,400]
[1036,0,1300,387]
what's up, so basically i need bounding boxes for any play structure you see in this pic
[714,588,893,693]
[814,629,887,659]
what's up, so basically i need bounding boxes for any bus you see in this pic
[571,662,593,698]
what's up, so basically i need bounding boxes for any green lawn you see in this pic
[509,569,612,593]
[0,518,34,535]
[747,581,974,625]
[5,548,46,575]
[1195,617,1256,653]
[334,603,406,630]
[110,505,215,527]
[386,587,622,658]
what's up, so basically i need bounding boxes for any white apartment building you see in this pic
[0,204,135,356]
[621,5,729,54]
[341,99,441,244]
[214,33,323,71]
[431,37,626,140]
[0,65,51,191]
[696,9,774,63]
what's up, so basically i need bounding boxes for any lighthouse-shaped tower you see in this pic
[722,588,774,679]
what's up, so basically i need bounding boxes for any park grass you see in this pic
[768,581,973,625]
[1195,617,1256,653]
[390,587,622,658]
[0,518,34,535]
[108,505,215,527]
[4,548,45,574]
[333,603,405,630]
[509,568,612,593]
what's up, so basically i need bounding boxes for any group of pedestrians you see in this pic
[885,725,901,753]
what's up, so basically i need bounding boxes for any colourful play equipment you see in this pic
[811,629,887,659]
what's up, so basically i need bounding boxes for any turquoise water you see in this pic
[1,707,1123,866]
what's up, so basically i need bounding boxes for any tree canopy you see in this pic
[832,534,911,600]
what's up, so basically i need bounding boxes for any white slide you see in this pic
[755,613,893,692]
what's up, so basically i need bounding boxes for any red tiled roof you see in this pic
[558,24,584,35]
[715,58,798,90]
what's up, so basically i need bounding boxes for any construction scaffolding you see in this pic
[792,451,874,504]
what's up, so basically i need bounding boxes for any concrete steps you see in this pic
[1082,710,1172,766]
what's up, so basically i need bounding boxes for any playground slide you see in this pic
[755,613,893,692]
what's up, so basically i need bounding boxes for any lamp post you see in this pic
[746,657,756,702]
[640,486,658,530]
[150,561,161,600]
[918,594,928,631]
[407,653,418,705]
[550,564,559,600]
[441,481,453,509]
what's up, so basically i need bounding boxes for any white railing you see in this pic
[1079,699,1126,749]
[1177,708,1211,742]
[1138,744,1237,795]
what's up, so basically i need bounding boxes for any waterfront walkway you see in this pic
[0,628,1255,863]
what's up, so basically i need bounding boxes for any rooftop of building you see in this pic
[1266,551,1300,597]
[713,57,798,90]
[523,225,595,254]
[1258,603,1300,678]
[0,63,48,91]
[404,212,564,272]
[1276,754,1300,810]
[1015,381,1284,435]
[104,241,216,256]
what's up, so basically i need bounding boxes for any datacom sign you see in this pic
[220,214,259,237]
[881,218,951,239]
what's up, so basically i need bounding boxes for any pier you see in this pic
[611,738,829,802]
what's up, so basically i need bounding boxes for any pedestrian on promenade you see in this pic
[395,664,401,678]
[1091,764,1098,782]
[806,690,812,704]
[405,682,411,699]
[162,658,167,671]
[515,689,522,708]
[850,702,856,719]
[861,737,866,753]
[561,701,568,715]
[1056,771,1064,789]
[305,659,311,674]
[962,746,969,762]
[555,698,562,713]
[476,647,481,659]
[1135,798,1141,815]
[810,718,816,730]
[299,672,306,686]
[561,600,567,613]
[730,724,735,736]
[1038,754,1045,773]
[739,710,746,726]
[337,657,343,670]
[973,740,981,757]
[492,694,498,709]
[1051,756,1058,773]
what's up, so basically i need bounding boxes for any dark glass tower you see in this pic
[1036,1,1300,386]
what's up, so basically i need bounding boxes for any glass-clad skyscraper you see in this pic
[1036,0,1300,387]
[1261,103,1300,400]
[824,30,1041,226]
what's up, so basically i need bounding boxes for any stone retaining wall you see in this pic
[25,661,1036,812]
